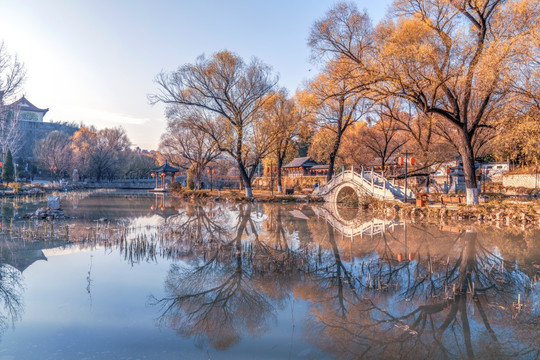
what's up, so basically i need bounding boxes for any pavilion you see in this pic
[150,161,179,192]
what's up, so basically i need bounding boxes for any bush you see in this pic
[8,182,23,192]
[169,181,182,193]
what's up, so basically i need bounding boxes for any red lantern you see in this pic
[266,167,270,173]
[213,169,216,174]
[410,157,415,166]
[398,157,404,166]
[151,173,155,177]
[486,170,489,174]
[446,168,451,174]
[208,169,211,174]
[408,252,415,261]
[397,253,404,262]
[0,162,2,167]
[479,169,482,175]
[274,167,277,173]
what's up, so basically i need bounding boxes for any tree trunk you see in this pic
[236,157,253,198]
[277,157,283,194]
[326,133,342,182]
[457,130,479,205]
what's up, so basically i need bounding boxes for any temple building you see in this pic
[282,157,329,177]
[2,96,78,160]
[8,96,49,122]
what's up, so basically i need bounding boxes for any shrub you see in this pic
[8,182,23,192]
[169,181,182,193]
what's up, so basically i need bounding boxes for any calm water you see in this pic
[0,191,538,359]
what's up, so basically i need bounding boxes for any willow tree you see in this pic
[150,51,278,197]
[310,0,540,204]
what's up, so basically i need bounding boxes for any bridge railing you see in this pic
[313,167,415,201]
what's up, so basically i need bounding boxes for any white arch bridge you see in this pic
[312,168,415,203]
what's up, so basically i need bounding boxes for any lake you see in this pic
[0,191,538,359]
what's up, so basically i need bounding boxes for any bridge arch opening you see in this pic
[336,186,359,206]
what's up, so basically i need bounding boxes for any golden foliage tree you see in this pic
[309,0,540,204]
[301,59,370,181]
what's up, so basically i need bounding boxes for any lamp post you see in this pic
[398,151,415,203]
[207,168,215,191]
[479,168,482,194]
[446,167,451,194]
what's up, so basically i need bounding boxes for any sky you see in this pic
[0,0,393,150]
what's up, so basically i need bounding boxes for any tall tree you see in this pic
[0,42,26,160]
[0,42,25,106]
[301,59,370,181]
[150,51,279,197]
[309,0,540,204]
[261,90,302,193]
[71,126,131,181]
[71,126,98,178]
[92,127,131,181]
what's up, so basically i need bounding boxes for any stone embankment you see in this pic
[376,202,540,227]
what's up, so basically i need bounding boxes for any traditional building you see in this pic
[2,96,78,160]
[8,96,49,122]
[282,157,329,177]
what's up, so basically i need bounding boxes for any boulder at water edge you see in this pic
[48,196,61,210]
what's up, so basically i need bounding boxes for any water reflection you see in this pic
[150,202,539,358]
[0,193,537,359]
[151,204,294,350]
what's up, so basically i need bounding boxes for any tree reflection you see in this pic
[0,264,23,336]
[151,204,295,350]
[303,220,540,359]
[0,239,25,342]
[143,201,539,357]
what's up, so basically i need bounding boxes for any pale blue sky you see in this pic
[0,0,393,149]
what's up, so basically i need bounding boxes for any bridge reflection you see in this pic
[311,204,403,239]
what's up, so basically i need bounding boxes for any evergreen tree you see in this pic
[2,149,14,183]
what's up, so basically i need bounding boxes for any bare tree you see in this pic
[159,110,221,188]
[0,42,25,161]
[150,50,279,197]
[361,104,408,176]
[0,42,25,106]
[72,126,131,181]
[35,130,73,180]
